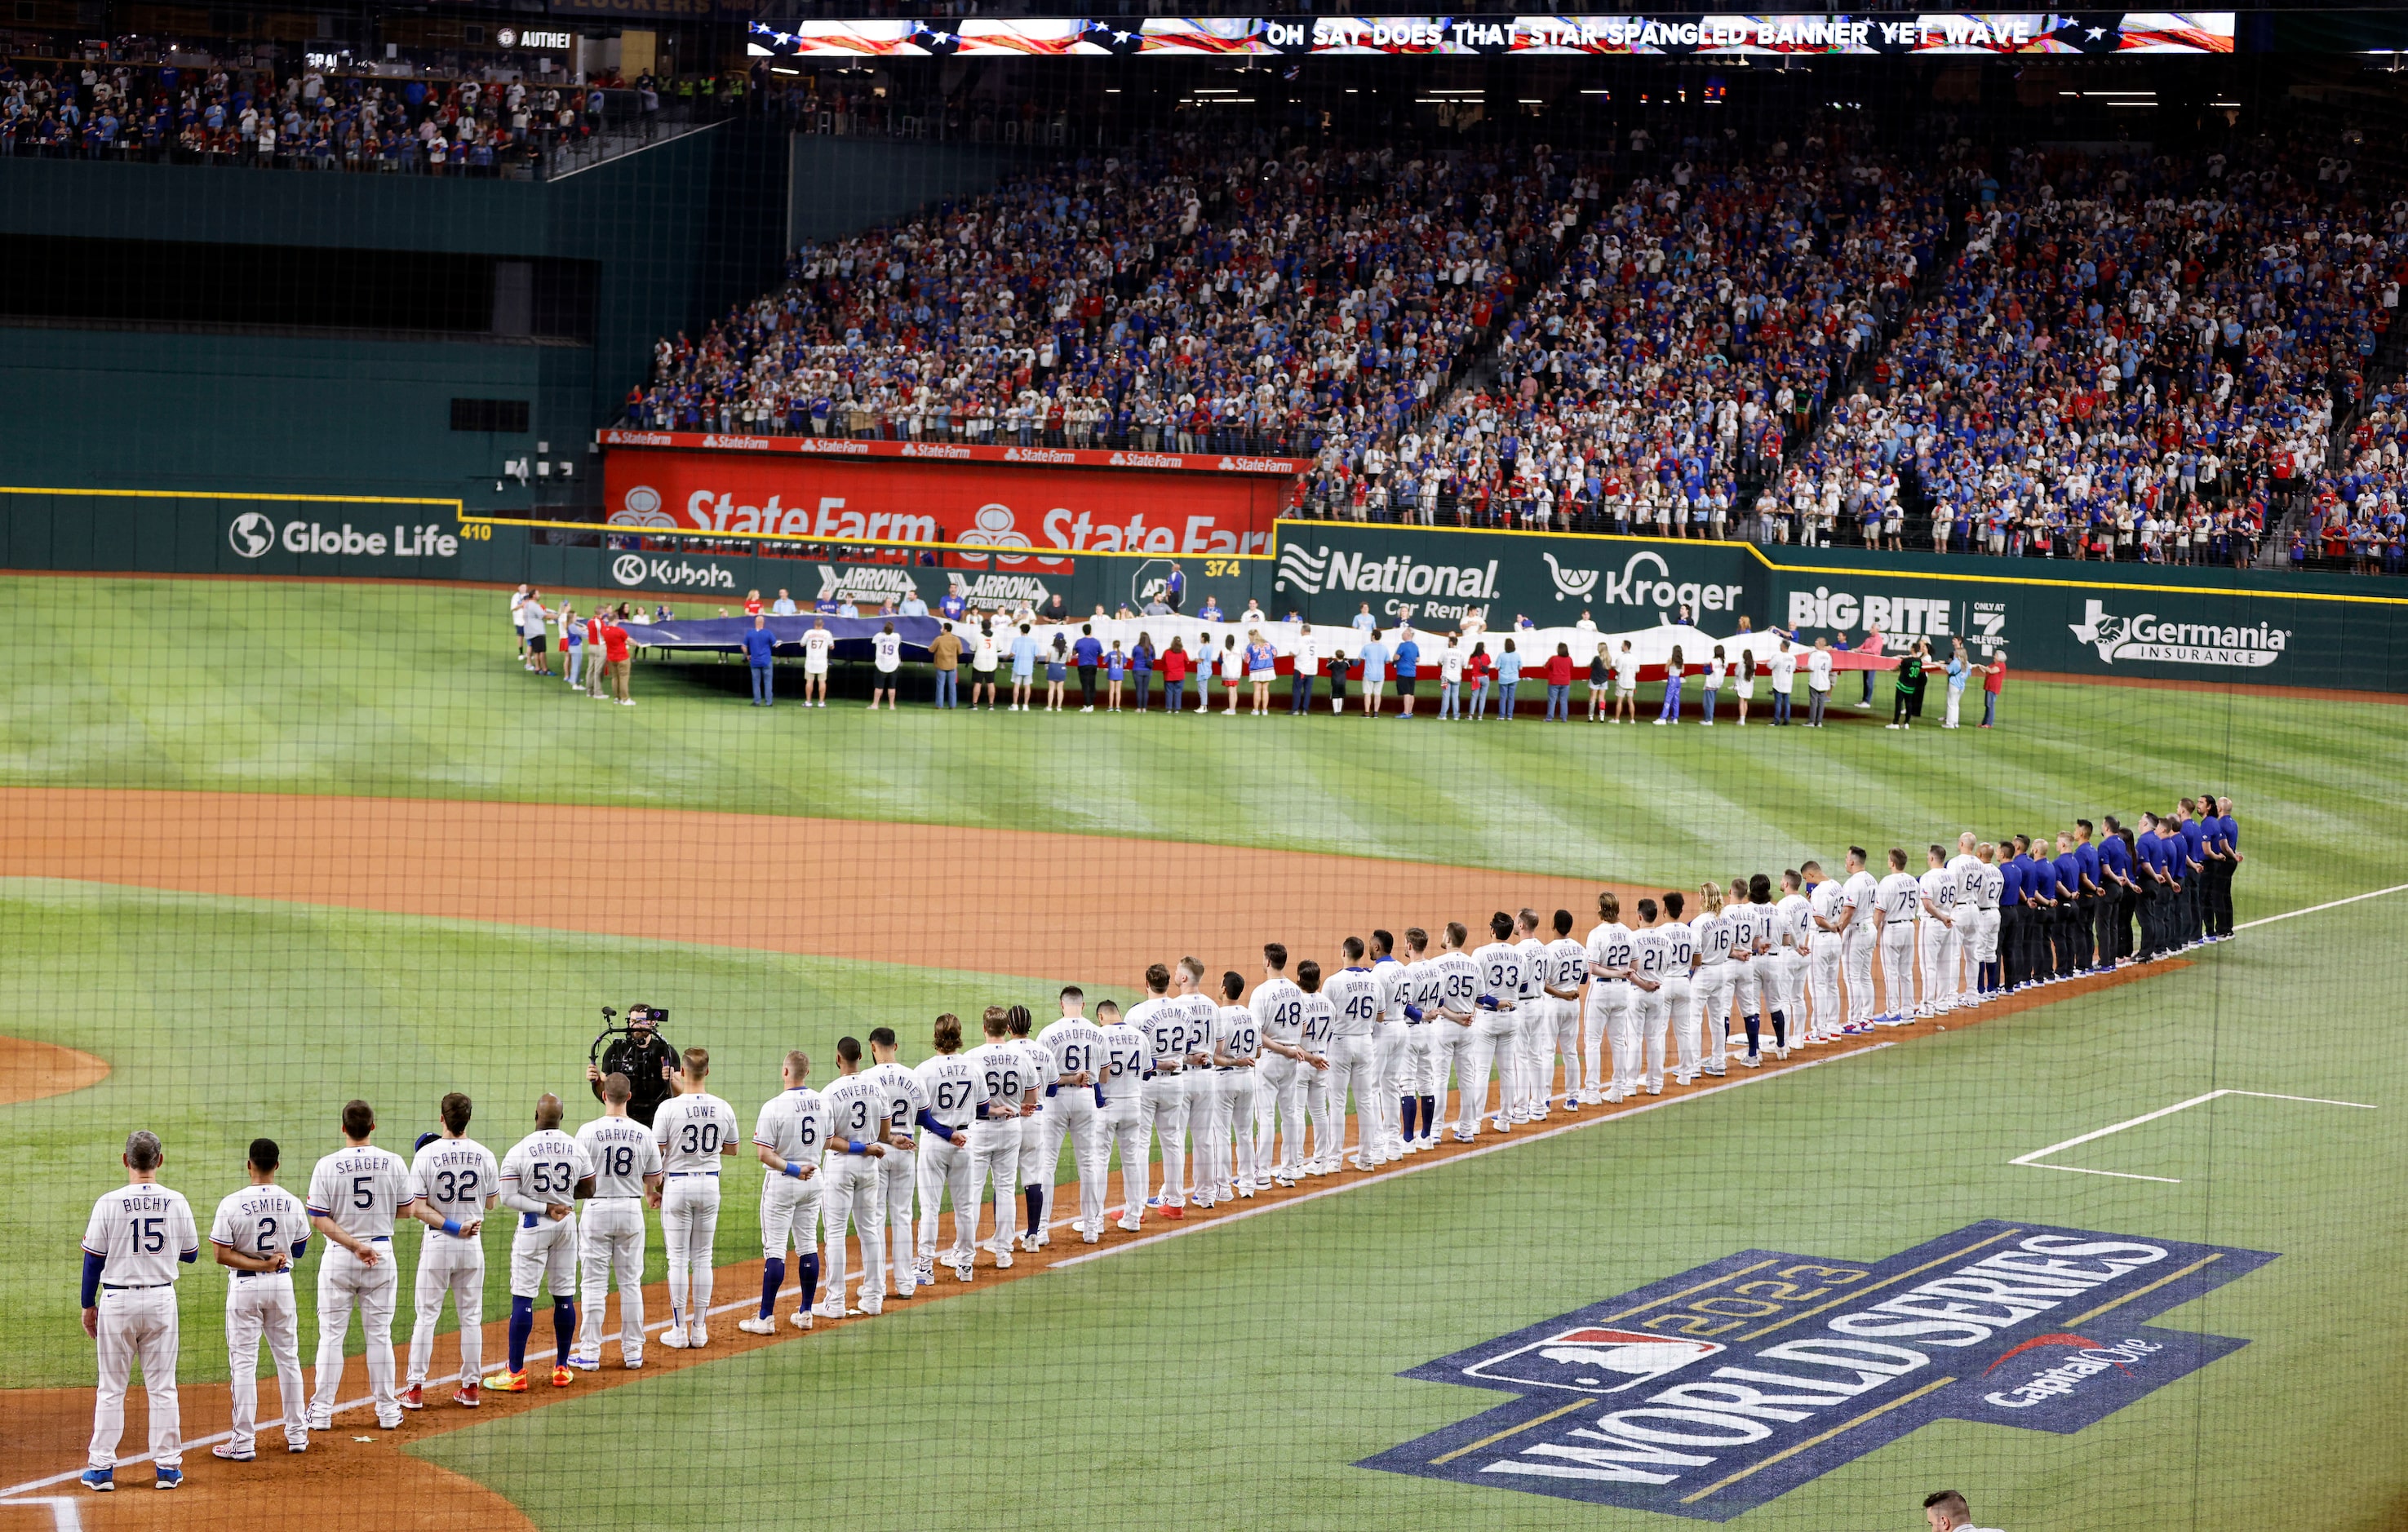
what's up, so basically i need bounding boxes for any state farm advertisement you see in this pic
[601,446,1285,562]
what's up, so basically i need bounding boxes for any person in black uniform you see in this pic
[586,1006,676,1127]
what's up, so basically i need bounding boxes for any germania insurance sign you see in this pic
[1360,1220,2273,1521]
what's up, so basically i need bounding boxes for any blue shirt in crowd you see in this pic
[742,627,778,666]
[1394,637,1421,679]
[1072,635,1102,667]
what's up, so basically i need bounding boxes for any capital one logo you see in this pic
[2069,599,2286,668]
[228,511,275,558]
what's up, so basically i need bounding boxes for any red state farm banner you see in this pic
[597,428,1304,476]
[601,441,1288,559]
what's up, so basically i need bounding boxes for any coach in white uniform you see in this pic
[82,1130,200,1491]
[743,1051,827,1333]
[654,1050,738,1347]
[488,1095,595,1391]
[306,1100,414,1432]
[210,1138,311,1461]
[1947,835,1993,1007]
[575,1072,661,1365]
[403,1093,497,1408]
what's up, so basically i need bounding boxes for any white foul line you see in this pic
[0,1499,82,1532]
[2233,882,2408,931]
[2011,1088,2379,1183]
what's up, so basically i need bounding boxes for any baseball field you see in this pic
[2,573,2403,1532]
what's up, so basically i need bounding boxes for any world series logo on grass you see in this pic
[1360,1220,2274,1521]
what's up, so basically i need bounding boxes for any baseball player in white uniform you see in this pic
[1205,970,1262,1196]
[1510,910,1554,1122]
[1396,928,1445,1149]
[1838,848,1882,1034]
[1542,911,1589,1110]
[82,1131,200,1491]
[1874,848,1923,1025]
[1164,959,1222,1204]
[1293,960,1339,1171]
[1250,945,1311,1185]
[740,1051,826,1335]
[654,1050,738,1346]
[1126,967,1191,1220]
[306,1100,414,1431]
[1581,895,1635,1103]
[1658,894,1698,1084]
[485,1095,595,1392]
[1459,913,1525,1135]
[965,1007,1040,1266]
[1368,932,1412,1158]
[1947,834,1992,1008]
[1772,872,1812,1049]
[818,1038,896,1317]
[1095,998,1155,1233]
[862,1027,940,1291]
[402,1095,498,1408]
[1321,939,1383,1171]
[574,1071,661,1366]
[1725,881,1767,1065]
[1004,1006,1054,1251]
[209,1138,311,1462]
[1688,885,1733,1078]
[1918,845,1964,1017]
[1426,923,1481,1137]
[1035,990,1111,1242]
[1625,901,1672,1095]
[913,1017,987,1282]
[1803,861,1846,1043]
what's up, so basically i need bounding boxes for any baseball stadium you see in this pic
[5,11,2408,1532]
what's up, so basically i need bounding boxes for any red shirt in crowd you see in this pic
[1984,656,2007,695]
[743,596,764,615]
[1163,647,1189,683]
[1468,651,1495,685]
[601,622,632,664]
[1544,653,1574,686]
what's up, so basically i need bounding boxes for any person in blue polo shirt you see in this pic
[2091,818,2131,969]
[2007,835,2052,989]
[1995,829,2026,990]
[2071,820,2104,972]
[2173,799,2207,949]
[1071,625,1104,713]
[2135,814,2170,960]
[2051,832,2083,981]
[1392,630,1422,718]
[939,585,968,623]
[2208,795,2242,939]
[814,591,841,617]
[742,615,778,706]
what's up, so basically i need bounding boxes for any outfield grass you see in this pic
[0,879,1079,1386]
[0,575,2393,910]
[410,897,2407,1532]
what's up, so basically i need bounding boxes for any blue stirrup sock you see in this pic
[800,1252,822,1308]
[552,1297,576,1362]
[1399,1095,1418,1140]
[761,1256,786,1319]
[507,1297,534,1373]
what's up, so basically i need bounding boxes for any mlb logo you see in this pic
[1462,1328,1725,1395]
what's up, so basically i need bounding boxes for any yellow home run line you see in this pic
[1266,517,2408,609]
[1679,1375,1958,1503]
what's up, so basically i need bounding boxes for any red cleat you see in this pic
[398,1384,424,1411]
[451,1383,481,1408]
[1160,1205,1185,1220]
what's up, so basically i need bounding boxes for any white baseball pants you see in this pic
[1921,919,1962,1012]
[1731,962,1763,1026]
[1808,945,1843,1039]
[1296,1056,1337,1167]
[1606,988,1644,1098]
[1634,987,1669,1091]
[1662,975,1696,1081]
[1254,1056,1303,1175]
[1202,1071,1258,1194]
[1370,1024,1409,1153]
[1037,1092,1106,1234]
[1323,1035,1376,1166]
[1692,965,1732,1071]
[1772,952,1807,1038]
[659,1176,721,1331]
[225,1273,305,1455]
[1454,1016,1518,1133]
[1550,997,1585,1105]
[876,1150,918,1294]
[1098,1099,1148,1224]
[1517,1006,1554,1116]
[1186,1072,1232,1199]
[1583,985,1627,1098]
[1842,928,1877,1029]
[91,1286,180,1471]
[507,1211,578,1301]
[965,1118,1022,1256]
[1432,1025,1476,1132]
[817,1152,886,1304]
[406,1239,484,1388]
[577,1198,646,1366]
[311,1242,397,1426]
[1138,1075,1191,1207]
[916,1136,974,1267]
[1878,924,1917,1020]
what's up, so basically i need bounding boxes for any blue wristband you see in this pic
[441,1218,462,1237]
[783,1161,805,1179]
[846,1139,864,1154]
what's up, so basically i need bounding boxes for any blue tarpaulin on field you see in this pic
[627,614,949,661]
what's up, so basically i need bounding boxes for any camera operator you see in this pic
[588,1007,676,1127]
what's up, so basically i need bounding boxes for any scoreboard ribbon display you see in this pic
[1359,1220,2274,1521]
[750,12,2235,58]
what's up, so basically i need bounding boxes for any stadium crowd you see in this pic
[75,800,2240,1489]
